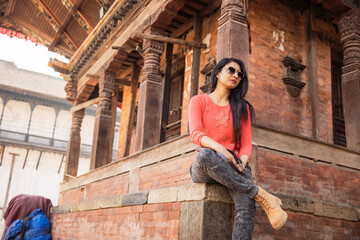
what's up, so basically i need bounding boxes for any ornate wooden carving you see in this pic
[90,71,116,170]
[140,28,165,84]
[98,71,115,115]
[64,103,84,181]
[218,0,246,26]
[70,0,146,79]
[339,10,360,70]
[341,0,360,9]
[77,84,96,102]
[71,107,85,133]
[200,54,217,93]
[217,0,249,69]
[281,54,306,97]
[135,27,164,151]
[338,9,360,150]
[64,80,77,101]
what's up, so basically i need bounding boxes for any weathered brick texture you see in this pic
[253,210,360,239]
[256,148,360,206]
[51,203,181,240]
[59,173,129,204]
[139,153,193,191]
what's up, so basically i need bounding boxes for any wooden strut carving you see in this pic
[64,80,77,101]
[71,108,85,133]
[98,72,115,116]
[281,54,306,97]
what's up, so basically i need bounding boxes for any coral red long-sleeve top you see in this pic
[189,94,252,158]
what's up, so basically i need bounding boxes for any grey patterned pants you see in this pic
[190,147,258,240]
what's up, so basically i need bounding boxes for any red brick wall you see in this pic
[59,173,130,204]
[51,202,181,240]
[138,153,193,191]
[85,173,130,200]
[254,210,360,239]
[256,148,360,206]
[247,0,312,138]
[58,187,85,205]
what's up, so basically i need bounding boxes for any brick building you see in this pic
[0,0,359,239]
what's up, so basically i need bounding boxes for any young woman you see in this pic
[189,58,287,239]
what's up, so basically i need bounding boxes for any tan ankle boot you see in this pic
[254,187,287,230]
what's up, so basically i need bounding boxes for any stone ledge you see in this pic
[279,194,359,222]
[53,184,360,222]
[122,191,148,206]
[148,183,232,204]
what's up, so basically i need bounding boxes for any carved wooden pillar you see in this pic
[90,71,115,169]
[64,107,84,181]
[63,80,83,181]
[339,9,360,151]
[135,27,164,151]
[217,0,249,69]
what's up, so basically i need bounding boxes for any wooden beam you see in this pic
[117,66,134,79]
[133,33,207,49]
[70,97,100,113]
[200,0,221,17]
[4,0,15,16]
[190,14,202,97]
[124,65,141,156]
[58,154,65,173]
[0,145,4,166]
[31,0,79,49]
[60,0,93,34]
[170,18,194,38]
[86,73,100,86]
[160,43,173,142]
[36,151,43,170]
[22,149,30,169]
[48,58,70,74]
[116,78,131,86]
[51,0,89,50]
[170,0,221,38]
[86,74,100,79]
[306,6,320,139]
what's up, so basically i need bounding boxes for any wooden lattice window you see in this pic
[165,61,184,141]
[331,50,346,147]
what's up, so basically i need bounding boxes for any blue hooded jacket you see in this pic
[4,209,51,240]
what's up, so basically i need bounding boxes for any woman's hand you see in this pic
[238,155,249,172]
[216,145,243,172]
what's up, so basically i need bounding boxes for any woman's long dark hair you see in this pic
[209,58,255,152]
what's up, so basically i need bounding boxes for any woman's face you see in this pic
[216,61,243,90]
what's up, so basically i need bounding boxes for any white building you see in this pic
[0,59,120,221]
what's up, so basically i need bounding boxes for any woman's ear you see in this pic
[216,71,221,80]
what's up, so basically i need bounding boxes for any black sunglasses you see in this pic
[226,67,244,80]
